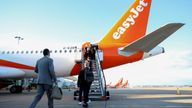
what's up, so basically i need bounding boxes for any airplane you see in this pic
[121,80,129,88]
[107,78,124,88]
[108,79,129,88]
[106,82,112,87]
[0,0,184,93]
[57,78,77,89]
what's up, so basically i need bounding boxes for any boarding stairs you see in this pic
[88,49,109,100]
[74,46,109,100]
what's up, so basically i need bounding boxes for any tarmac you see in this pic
[0,87,192,108]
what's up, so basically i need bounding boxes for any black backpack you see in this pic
[84,67,94,83]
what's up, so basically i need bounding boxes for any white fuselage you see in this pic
[0,44,164,80]
[0,45,83,79]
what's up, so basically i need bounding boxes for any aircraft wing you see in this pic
[120,23,184,53]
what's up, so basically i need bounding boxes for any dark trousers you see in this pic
[79,82,92,103]
[79,86,83,102]
[29,84,53,108]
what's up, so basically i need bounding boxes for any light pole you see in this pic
[14,36,24,45]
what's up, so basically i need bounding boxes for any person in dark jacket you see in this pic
[77,57,92,107]
[83,47,89,60]
[89,47,95,60]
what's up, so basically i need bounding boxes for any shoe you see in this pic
[83,103,88,107]
[87,100,91,104]
[78,102,82,105]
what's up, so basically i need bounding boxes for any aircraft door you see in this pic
[97,49,103,61]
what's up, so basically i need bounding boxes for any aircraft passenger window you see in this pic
[40,51,43,53]
[31,51,33,54]
[21,51,24,54]
[74,50,77,52]
[35,51,38,53]
[59,50,62,53]
[16,51,19,54]
[69,50,71,53]
[64,50,67,53]
[12,51,14,54]
[50,50,52,53]
[7,51,10,54]
[55,50,57,53]
[2,51,5,54]
[79,50,82,52]
[26,51,29,54]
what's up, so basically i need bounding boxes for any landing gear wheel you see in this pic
[10,86,17,93]
[73,90,79,100]
[10,86,23,93]
[106,91,110,100]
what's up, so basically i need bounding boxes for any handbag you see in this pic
[51,84,63,100]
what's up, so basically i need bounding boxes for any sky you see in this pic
[0,0,192,86]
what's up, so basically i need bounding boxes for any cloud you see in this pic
[169,50,192,69]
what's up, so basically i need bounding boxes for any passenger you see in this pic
[83,47,89,60]
[77,57,93,107]
[29,48,57,108]
[89,47,95,60]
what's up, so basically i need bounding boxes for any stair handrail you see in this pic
[95,50,106,96]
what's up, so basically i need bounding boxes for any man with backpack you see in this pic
[77,57,94,107]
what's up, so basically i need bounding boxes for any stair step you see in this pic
[92,82,99,85]
[90,85,100,88]
[92,82,100,85]
[94,77,99,79]
[90,86,100,88]
[90,87,101,90]
[89,93,102,96]
[92,81,100,83]
[91,83,100,87]
[90,88,100,90]
[91,85,100,88]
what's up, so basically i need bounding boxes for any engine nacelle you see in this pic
[0,67,25,79]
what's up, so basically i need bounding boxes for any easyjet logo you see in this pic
[113,0,148,40]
